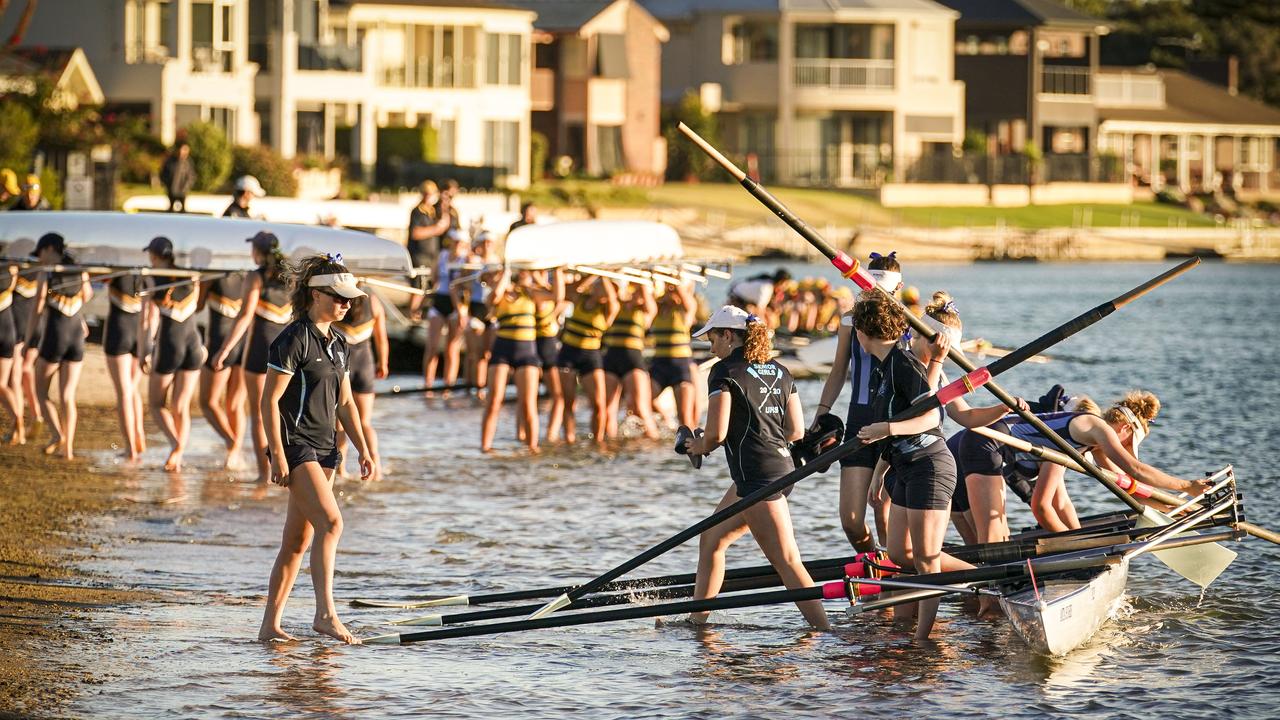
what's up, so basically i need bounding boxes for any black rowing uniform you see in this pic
[0,267,14,359]
[955,411,1088,502]
[151,275,204,374]
[840,315,883,470]
[870,344,954,511]
[267,319,350,469]
[38,267,87,364]
[243,267,292,374]
[104,274,148,358]
[707,346,798,499]
[13,272,38,349]
[333,294,376,395]
[204,272,246,370]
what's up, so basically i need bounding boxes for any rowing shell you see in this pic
[1000,559,1129,656]
[504,220,683,269]
[0,211,412,275]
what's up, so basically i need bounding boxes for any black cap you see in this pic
[246,231,278,252]
[143,236,174,257]
[33,232,65,258]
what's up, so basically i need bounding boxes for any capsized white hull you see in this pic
[1000,558,1129,656]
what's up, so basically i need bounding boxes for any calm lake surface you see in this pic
[68,261,1280,718]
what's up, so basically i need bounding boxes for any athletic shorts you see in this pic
[243,319,286,374]
[103,308,141,357]
[556,344,603,374]
[38,313,84,364]
[0,309,13,359]
[649,357,693,392]
[348,341,375,394]
[469,301,491,325]
[205,314,245,370]
[279,444,342,470]
[890,444,957,511]
[490,337,540,369]
[839,404,881,469]
[430,293,455,319]
[603,346,645,377]
[733,478,795,503]
[536,336,560,369]
[957,420,1010,477]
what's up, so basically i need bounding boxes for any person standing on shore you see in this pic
[25,233,90,458]
[223,176,265,219]
[258,254,372,644]
[406,181,452,284]
[10,175,50,212]
[160,142,196,213]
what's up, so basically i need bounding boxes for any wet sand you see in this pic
[0,406,155,718]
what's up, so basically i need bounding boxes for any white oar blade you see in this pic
[389,614,443,627]
[528,592,571,620]
[1136,508,1237,588]
[351,595,469,609]
[363,633,403,645]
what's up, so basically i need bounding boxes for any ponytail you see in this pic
[743,319,771,364]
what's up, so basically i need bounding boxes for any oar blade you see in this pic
[389,614,444,627]
[351,595,469,609]
[1136,508,1237,588]
[529,592,571,620]
[363,633,403,645]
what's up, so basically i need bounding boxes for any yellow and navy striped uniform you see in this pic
[650,305,692,359]
[494,290,537,342]
[561,300,608,350]
[603,306,647,351]
[535,298,559,339]
[333,295,375,345]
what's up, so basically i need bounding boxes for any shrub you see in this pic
[38,166,63,210]
[530,131,549,181]
[231,145,297,197]
[184,121,232,192]
[662,91,719,181]
[962,128,988,155]
[0,102,39,172]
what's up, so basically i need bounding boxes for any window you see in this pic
[437,119,456,163]
[191,0,236,72]
[596,125,624,174]
[125,0,172,62]
[484,120,520,174]
[376,23,477,88]
[485,33,523,86]
[595,33,628,78]
[795,24,893,60]
[726,20,778,64]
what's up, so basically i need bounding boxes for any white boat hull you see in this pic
[1000,558,1129,656]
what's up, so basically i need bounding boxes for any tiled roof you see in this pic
[934,0,1103,28]
[504,0,615,29]
[1099,68,1280,127]
[643,0,953,20]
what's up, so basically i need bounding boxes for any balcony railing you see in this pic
[531,68,554,111]
[1095,72,1164,108]
[1041,66,1091,96]
[298,42,362,72]
[793,59,894,90]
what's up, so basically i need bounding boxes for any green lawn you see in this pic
[891,202,1219,229]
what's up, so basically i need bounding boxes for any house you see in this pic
[645,0,965,188]
[0,47,105,110]
[934,0,1109,182]
[1096,66,1280,198]
[2,0,259,145]
[509,0,668,178]
[253,0,537,188]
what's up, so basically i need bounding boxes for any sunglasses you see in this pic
[316,289,353,305]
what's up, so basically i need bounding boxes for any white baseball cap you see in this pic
[692,305,755,338]
[233,175,266,197]
[308,272,366,299]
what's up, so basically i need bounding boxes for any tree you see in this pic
[231,145,297,197]
[662,90,719,181]
[183,121,232,192]
[0,101,39,171]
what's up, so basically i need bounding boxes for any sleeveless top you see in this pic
[535,298,559,339]
[253,267,292,325]
[494,289,537,342]
[206,272,246,319]
[108,274,147,315]
[650,305,691,359]
[333,294,375,346]
[603,306,646,351]
[561,298,608,350]
[0,267,13,313]
[46,269,85,317]
[433,251,457,296]
[1005,411,1088,450]
[154,273,199,325]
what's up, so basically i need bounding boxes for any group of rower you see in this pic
[682,251,1211,640]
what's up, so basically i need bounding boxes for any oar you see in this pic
[352,554,861,608]
[139,272,225,296]
[678,122,1218,584]
[970,425,1280,549]
[527,267,1180,620]
[360,275,426,297]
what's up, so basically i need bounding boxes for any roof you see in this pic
[642,0,953,21]
[331,0,530,12]
[0,47,103,107]
[1098,67,1280,128]
[505,0,614,29]
[933,0,1104,28]
[2,47,76,76]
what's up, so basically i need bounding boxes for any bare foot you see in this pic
[62,447,75,460]
[258,626,297,642]
[224,448,246,471]
[44,437,62,456]
[313,616,360,644]
[481,446,493,454]
[164,448,184,472]
[528,444,541,455]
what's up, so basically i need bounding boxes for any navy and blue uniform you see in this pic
[204,272,246,370]
[955,411,1087,506]
[839,318,883,470]
[104,274,148,357]
[38,268,87,364]
[708,346,798,499]
[267,319,350,469]
[871,344,954,511]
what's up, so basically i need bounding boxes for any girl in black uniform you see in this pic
[211,232,291,484]
[332,281,388,481]
[11,265,41,430]
[103,269,149,461]
[683,306,830,630]
[0,259,22,444]
[142,237,204,472]
[199,270,248,469]
[259,255,372,645]
[26,233,92,459]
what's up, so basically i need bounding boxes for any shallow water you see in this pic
[67,261,1280,718]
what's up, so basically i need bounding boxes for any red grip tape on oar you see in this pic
[936,367,993,405]
[843,562,866,578]
[1114,472,1154,499]
[822,580,883,600]
[831,252,876,291]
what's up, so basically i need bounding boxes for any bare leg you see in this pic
[951,510,979,546]
[57,361,82,460]
[624,369,660,440]
[838,466,877,551]
[559,367,578,443]
[602,372,622,439]
[542,364,564,442]
[105,353,141,460]
[442,316,464,389]
[226,366,247,456]
[33,358,61,454]
[295,463,356,643]
[422,314,444,390]
[674,380,696,430]
[888,502,976,576]
[164,369,199,472]
[5,344,25,443]
[908,507,952,641]
[690,487,752,623]
[148,371,179,466]
[130,357,147,453]
[967,473,1009,544]
[200,366,236,446]
[579,368,607,446]
[244,370,270,484]
[0,357,22,445]
[480,362,510,452]
[742,496,832,630]
[515,365,539,454]
[353,392,380,480]
[23,346,42,424]
[258,478,315,642]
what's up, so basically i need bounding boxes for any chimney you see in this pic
[1227,55,1238,96]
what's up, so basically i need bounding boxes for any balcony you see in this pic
[531,68,554,111]
[1095,72,1164,108]
[793,59,893,91]
[1041,66,1091,96]
[298,42,362,72]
